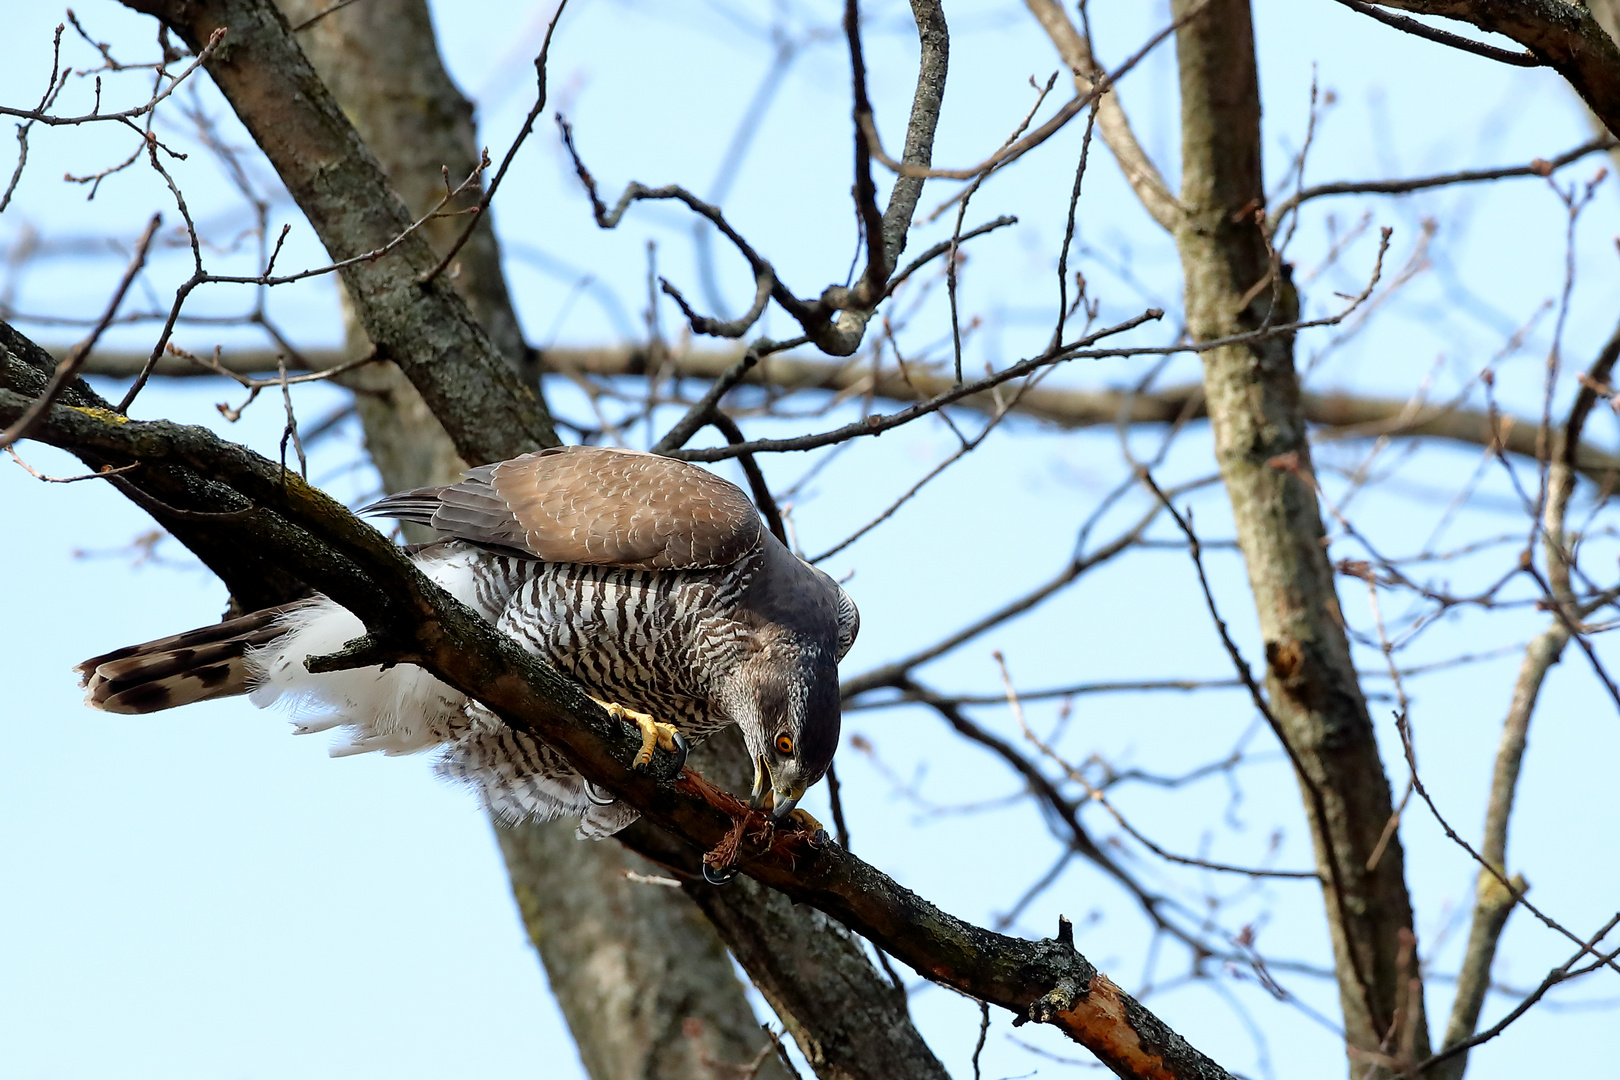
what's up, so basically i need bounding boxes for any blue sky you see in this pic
[4,2,1620,1078]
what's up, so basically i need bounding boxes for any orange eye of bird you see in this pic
[775,733,794,755]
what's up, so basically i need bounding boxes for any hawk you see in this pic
[76,446,859,858]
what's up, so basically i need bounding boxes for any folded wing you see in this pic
[364,445,763,570]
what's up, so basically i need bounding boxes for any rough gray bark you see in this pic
[267,4,789,1078]
[1170,1,1429,1073]
[498,820,791,1080]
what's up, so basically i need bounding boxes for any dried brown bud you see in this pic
[1337,559,1375,582]
[1266,451,1301,473]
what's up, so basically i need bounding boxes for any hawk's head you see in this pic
[733,640,843,820]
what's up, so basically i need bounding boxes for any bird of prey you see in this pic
[76,445,859,856]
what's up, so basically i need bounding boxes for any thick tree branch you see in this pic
[3,321,1234,1080]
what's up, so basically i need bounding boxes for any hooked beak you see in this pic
[749,755,806,820]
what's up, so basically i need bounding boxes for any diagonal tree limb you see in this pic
[1431,319,1620,1080]
[2,319,1234,1080]
[1328,0,1540,66]
[618,729,947,1080]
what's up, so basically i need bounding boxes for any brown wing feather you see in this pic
[490,447,762,569]
[363,446,764,570]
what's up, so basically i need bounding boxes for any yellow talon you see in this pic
[752,789,826,837]
[785,807,825,836]
[592,697,681,769]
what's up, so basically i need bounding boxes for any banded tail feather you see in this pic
[69,541,634,836]
[75,544,525,725]
[76,605,298,714]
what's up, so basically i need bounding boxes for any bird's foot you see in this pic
[702,809,753,886]
[752,791,831,847]
[701,859,739,886]
[592,697,689,774]
[784,808,831,847]
[701,802,832,886]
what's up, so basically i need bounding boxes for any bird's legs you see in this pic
[589,696,688,771]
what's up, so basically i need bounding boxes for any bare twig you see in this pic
[859,4,1199,185]
[1270,135,1616,228]
[6,445,138,483]
[1411,916,1620,1077]
[289,0,367,32]
[1139,471,1381,1030]
[1330,0,1540,67]
[419,0,569,285]
[1022,0,1184,231]
[0,27,226,126]
[843,0,890,302]
[0,212,160,451]
[994,651,1320,882]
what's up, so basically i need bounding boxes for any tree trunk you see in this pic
[1170,2,1430,1073]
